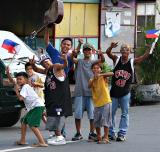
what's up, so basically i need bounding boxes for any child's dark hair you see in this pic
[91,61,102,69]
[61,37,73,46]
[25,62,32,70]
[16,72,28,79]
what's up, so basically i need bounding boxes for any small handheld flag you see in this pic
[145,29,160,54]
[1,39,20,54]
[146,30,160,38]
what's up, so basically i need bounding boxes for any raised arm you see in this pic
[53,54,68,70]
[106,42,118,64]
[75,38,83,54]
[5,66,16,85]
[134,46,150,64]
[97,49,105,63]
[69,38,83,60]
[44,28,50,47]
[70,50,79,64]
[44,28,61,62]
[29,56,47,74]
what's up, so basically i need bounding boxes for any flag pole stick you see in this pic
[149,36,159,54]
[8,54,16,67]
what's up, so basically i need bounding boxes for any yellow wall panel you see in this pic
[84,4,98,36]
[70,4,85,36]
[56,3,70,37]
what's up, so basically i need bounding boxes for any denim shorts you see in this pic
[74,96,94,119]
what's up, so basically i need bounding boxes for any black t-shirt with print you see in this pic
[110,57,133,98]
[44,70,72,117]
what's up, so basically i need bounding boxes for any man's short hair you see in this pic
[61,37,73,46]
[120,44,131,52]
[16,72,28,79]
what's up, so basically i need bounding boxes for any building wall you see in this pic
[55,2,99,50]
[100,0,135,66]
[155,0,160,29]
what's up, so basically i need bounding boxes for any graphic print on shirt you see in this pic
[46,76,56,90]
[114,70,131,87]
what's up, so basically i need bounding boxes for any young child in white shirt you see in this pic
[14,72,48,147]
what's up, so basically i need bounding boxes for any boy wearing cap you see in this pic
[71,43,105,141]
[30,54,70,145]
[106,42,150,141]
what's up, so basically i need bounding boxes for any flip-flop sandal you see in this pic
[15,141,29,146]
[32,143,48,147]
[97,138,111,144]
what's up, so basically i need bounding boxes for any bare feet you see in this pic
[15,141,28,146]
[32,143,48,147]
[97,138,110,144]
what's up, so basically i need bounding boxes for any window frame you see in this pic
[136,2,156,48]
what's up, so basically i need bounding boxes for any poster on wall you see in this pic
[104,0,135,8]
[105,12,121,38]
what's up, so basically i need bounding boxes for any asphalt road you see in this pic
[1,103,160,152]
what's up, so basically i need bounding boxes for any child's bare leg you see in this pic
[18,123,27,144]
[31,127,47,146]
[103,126,109,142]
[75,119,81,134]
[90,119,95,133]
[96,127,102,142]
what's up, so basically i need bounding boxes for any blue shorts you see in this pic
[74,96,94,119]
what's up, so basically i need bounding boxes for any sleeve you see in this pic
[20,85,28,98]
[46,43,61,63]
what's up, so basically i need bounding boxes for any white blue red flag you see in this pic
[146,30,160,38]
[1,39,20,54]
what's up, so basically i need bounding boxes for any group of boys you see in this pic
[7,27,150,147]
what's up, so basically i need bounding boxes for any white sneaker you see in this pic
[47,135,66,145]
[47,135,57,142]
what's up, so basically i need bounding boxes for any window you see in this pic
[136,3,156,47]
[56,3,99,37]
[55,3,99,51]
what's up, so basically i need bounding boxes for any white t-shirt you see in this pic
[20,84,45,111]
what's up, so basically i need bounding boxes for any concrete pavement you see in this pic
[0,103,160,152]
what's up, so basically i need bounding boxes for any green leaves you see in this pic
[136,35,160,84]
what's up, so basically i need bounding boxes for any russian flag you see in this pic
[1,39,20,54]
[146,30,160,38]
